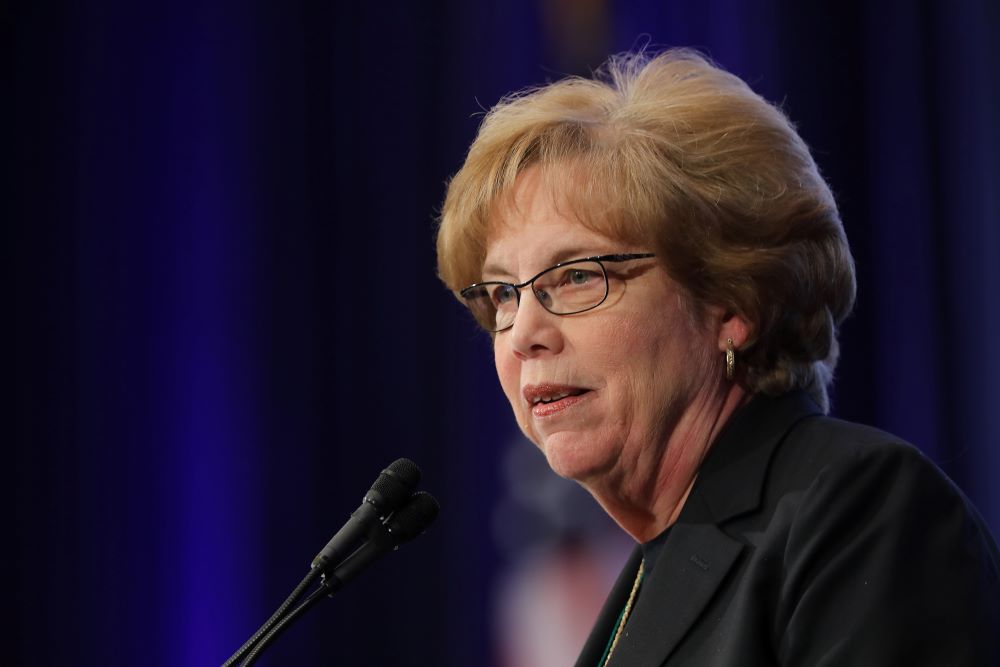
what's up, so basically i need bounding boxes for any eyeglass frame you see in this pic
[459,252,656,332]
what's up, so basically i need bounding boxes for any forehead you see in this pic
[483,167,620,277]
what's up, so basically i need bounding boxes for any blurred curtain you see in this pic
[12,1,999,664]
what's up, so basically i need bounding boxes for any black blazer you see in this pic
[576,391,1000,666]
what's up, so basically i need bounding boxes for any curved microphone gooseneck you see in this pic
[239,492,441,666]
[221,458,430,667]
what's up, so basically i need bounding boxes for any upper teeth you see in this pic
[535,391,572,404]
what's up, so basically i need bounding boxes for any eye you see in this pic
[491,284,518,306]
[461,285,489,301]
[560,268,600,287]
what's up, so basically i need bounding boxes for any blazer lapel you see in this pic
[606,393,818,664]
[609,523,744,666]
[574,392,822,666]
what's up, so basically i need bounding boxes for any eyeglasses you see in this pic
[459,253,656,332]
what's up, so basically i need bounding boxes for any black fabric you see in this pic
[576,391,1000,666]
[640,526,673,577]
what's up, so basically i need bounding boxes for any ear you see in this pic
[716,312,753,352]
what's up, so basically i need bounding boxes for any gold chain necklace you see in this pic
[602,559,644,667]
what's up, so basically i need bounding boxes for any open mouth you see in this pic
[533,388,588,405]
[523,383,593,415]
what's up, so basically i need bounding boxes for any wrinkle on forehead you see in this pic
[486,162,634,248]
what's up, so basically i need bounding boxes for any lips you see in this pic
[523,383,593,417]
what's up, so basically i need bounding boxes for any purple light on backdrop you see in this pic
[140,6,262,662]
[13,2,1000,665]
[162,147,258,663]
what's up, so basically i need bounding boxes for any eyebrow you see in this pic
[482,246,601,280]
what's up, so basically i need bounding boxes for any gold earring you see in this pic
[725,338,735,381]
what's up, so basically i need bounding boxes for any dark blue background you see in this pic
[12,1,1000,664]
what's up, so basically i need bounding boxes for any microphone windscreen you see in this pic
[366,458,421,511]
[386,491,440,543]
[383,458,421,488]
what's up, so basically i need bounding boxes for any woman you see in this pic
[437,50,1000,665]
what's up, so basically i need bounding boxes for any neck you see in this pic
[584,383,750,543]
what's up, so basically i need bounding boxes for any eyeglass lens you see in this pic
[465,260,609,332]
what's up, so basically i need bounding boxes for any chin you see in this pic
[539,432,612,482]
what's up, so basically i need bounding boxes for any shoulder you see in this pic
[767,413,964,506]
[776,412,921,467]
[763,414,1000,664]
[766,413,997,561]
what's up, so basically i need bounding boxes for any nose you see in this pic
[507,289,564,359]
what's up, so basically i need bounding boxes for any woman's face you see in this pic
[485,168,719,488]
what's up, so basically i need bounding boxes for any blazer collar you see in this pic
[682,390,822,525]
[575,391,822,667]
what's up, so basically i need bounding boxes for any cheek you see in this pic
[494,342,539,443]
[606,313,691,408]
[605,320,656,406]
[494,340,521,409]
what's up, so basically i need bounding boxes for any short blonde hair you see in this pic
[437,49,856,412]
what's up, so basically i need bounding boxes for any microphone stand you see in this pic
[220,488,439,666]
[240,584,330,665]
[221,567,323,667]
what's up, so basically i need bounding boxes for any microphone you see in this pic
[310,458,421,572]
[221,458,424,667]
[235,491,440,666]
[323,491,440,593]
